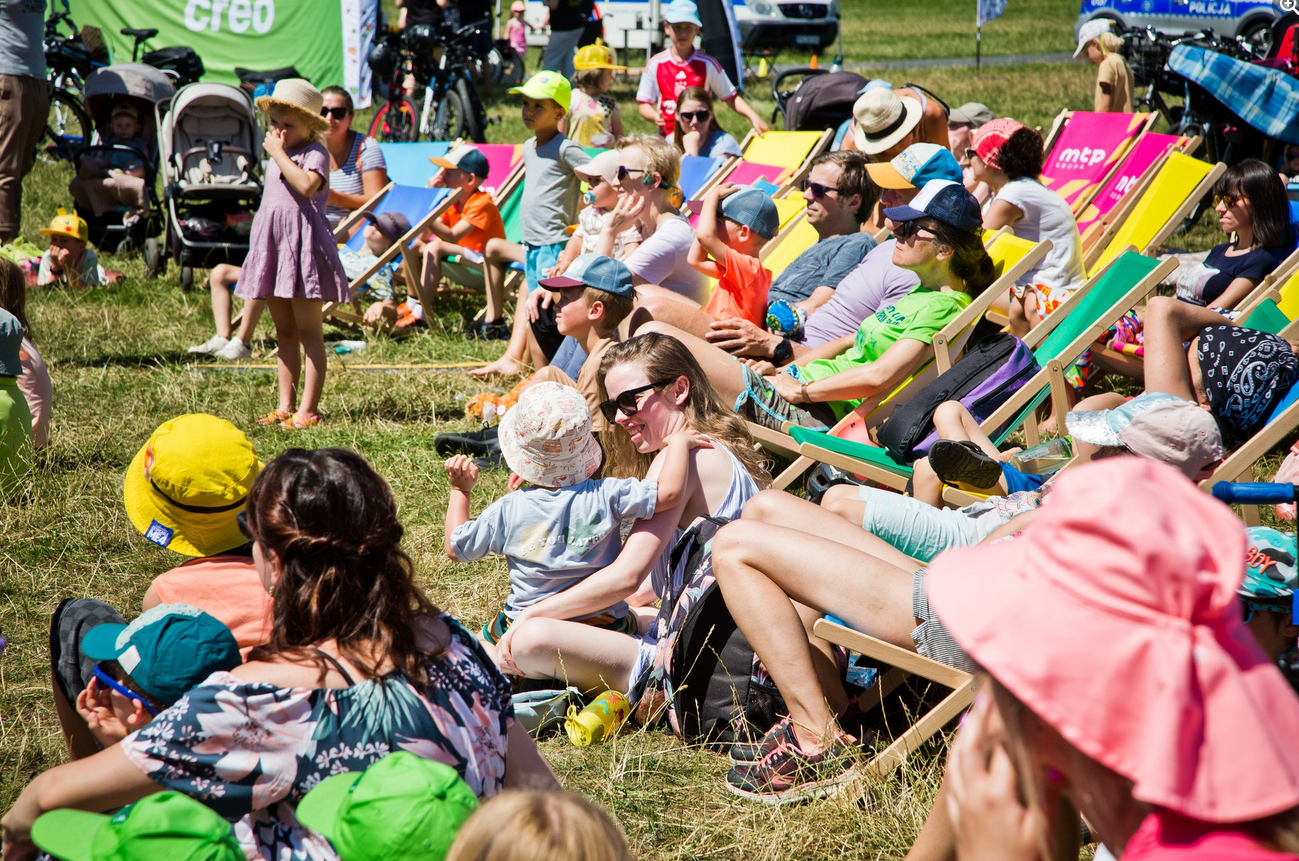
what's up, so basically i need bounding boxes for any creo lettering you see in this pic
[184,0,273,34]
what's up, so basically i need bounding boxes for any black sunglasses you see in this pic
[616,165,648,181]
[1214,193,1241,209]
[678,109,711,123]
[801,179,843,200]
[599,378,676,423]
[893,220,935,241]
[320,106,350,120]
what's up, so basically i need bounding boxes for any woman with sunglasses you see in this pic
[1175,159,1291,311]
[492,332,769,695]
[3,448,558,861]
[672,87,743,159]
[320,86,390,232]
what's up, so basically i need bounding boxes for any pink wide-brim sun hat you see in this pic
[927,458,1299,823]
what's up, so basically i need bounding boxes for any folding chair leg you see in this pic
[772,455,814,490]
[864,676,976,776]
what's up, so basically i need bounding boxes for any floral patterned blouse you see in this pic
[119,615,513,861]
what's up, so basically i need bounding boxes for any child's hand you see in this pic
[711,182,740,202]
[507,471,526,492]
[49,244,72,269]
[445,454,479,491]
[262,127,286,158]
[751,115,771,136]
[605,193,646,233]
[428,171,447,188]
[526,287,554,323]
[665,429,714,451]
[75,678,131,747]
[741,358,776,376]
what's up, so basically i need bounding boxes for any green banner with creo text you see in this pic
[65,0,378,107]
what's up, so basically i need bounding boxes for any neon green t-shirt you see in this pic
[792,288,972,420]
[0,376,32,499]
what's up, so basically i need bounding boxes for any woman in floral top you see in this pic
[2,448,557,861]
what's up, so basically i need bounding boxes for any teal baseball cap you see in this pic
[866,143,964,190]
[81,604,241,705]
[32,792,243,861]
[663,0,703,26]
[297,752,478,861]
[539,253,635,298]
[720,187,780,239]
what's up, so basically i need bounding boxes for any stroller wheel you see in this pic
[143,238,164,278]
[180,265,194,293]
[116,236,137,256]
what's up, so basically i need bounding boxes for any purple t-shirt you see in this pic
[801,239,919,347]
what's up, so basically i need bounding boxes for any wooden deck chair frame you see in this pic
[696,129,832,199]
[321,184,465,330]
[784,253,1176,493]
[812,618,975,776]
[1233,246,1299,320]
[1043,110,1159,218]
[746,230,1051,477]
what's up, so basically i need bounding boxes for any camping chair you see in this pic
[696,129,833,198]
[781,252,1177,492]
[762,210,819,278]
[321,183,461,328]
[747,230,1052,477]
[377,141,451,186]
[679,154,728,200]
[1076,134,1200,249]
[812,617,975,776]
[1039,110,1156,216]
[1231,246,1299,320]
[1085,152,1225,274]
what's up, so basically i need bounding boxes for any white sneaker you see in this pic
[187,335,230,355]
[213,338,252,360]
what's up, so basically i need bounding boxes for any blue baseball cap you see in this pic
[663,0,703,26]
[82,604,242,705]
[882,179,982,235]
[538,253,636,298]
[866,143,963,190]
[430,145,490,179]
[720,187,779,239]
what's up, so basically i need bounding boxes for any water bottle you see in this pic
[564,691,631,747]
[1009,437,1073,476]
[333,340,367,355]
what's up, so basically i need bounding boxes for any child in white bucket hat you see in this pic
[443,381,710,658]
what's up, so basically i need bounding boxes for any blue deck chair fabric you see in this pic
[1169,45,1299,145]
[833,118,852,150]
[679,155,723,200]
[343,185,450,253]
[377,142,452,188]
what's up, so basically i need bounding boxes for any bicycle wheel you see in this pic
[368,97,420,143]
[434,79,486,143]
[491,45,526,88]
[43,89,93,162]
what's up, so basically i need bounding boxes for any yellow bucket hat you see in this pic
[254,78,329,134]
[123,414,262,557]
[39,207,88,242]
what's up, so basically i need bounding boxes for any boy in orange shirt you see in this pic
[400,145,506,329]
[689,183,777,328]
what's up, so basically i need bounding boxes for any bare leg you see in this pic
[51,669,99,760]
[1008,292,1036,339]
[506,618,641,692]
[233,299,265,346]
[265,298,301,415]
[208,264,240,339]
[635,320,749,404]
[631,286,713,338]
[291,299,327,417]
[911,458,944,508]
[469,278,532,379]
[711,520,917,751]
[482,237,523,323]
[742,488,923,570]
[1143,296,1232,402]
[931,401,1001,459]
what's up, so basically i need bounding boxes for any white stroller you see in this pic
[146,82,263,291]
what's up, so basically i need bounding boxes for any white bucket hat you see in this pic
[498,382,602,487]
[254,78,329,133]
[852,88,922,155]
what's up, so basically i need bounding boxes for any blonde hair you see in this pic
[617,134,681,194]
[265,103,324,144]
[444,791,633,861]
[1097,32,1122,54]
[597,332,771,484]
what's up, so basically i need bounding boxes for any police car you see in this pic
[1077,0,1279,51]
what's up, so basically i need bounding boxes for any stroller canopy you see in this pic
[1169,44,1299,145]
[84,63,174,118]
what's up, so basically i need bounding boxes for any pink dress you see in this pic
[235,141,348,302]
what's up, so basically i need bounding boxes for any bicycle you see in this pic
[367,19,491,143]
[41,2,96,162]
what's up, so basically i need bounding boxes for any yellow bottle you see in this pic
[564,691,631,747]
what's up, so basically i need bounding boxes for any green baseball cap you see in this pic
[296,752,478,861]
[508,71,572,112]
[31,792,243,861]
[81,604,241,706]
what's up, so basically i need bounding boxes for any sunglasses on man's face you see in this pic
[678,110,711,123]
[801,179,843,200]
[320,106,350,120]
[599,378,675,423]
[893,220,935,241]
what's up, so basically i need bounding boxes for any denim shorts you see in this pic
[524,241,567,294]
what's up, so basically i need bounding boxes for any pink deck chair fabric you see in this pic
[476,144,522,198]
[724,161,788,188]
[1040,112,1150,213]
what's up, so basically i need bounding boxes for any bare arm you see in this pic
[982,200,1023,232]
[655,432,712,511]
[264,131,324,197]
[327,166,389,212]
[503,722,560,790]
[610,103,624,141]
[771,337,930,405]
[427,216,476,244]
[693,184,732,264]
[793,332,856,364]
[727,94,769,135]
[795,285,836,314]
[638,102,660,125]
[1214,276,1263,311]
[443,456,478,559]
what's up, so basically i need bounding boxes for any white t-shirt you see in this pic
[576,205,642,258]
[995,177,1085,291]
[622,214,707,303]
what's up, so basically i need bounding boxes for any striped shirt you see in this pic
[326,132,387,227]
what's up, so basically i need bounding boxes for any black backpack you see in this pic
[784,72,869,132]
[143,46,205,87]
[875,333,1040,463]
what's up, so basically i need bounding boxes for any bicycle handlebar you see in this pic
[1211,482,1298,505]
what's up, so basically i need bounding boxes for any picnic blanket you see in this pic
[1168,44,1299,144]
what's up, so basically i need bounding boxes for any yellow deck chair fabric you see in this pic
[764,215,818,277]
[742,131,825,174]
[1091,152,1215,273]
[773,197,805,231]
[1276,269,1299,320]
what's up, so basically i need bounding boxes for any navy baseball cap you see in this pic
[431,145,490,179]
[538,253,635,298]
[883,179,983,235]
[82,604,241,705]
[359,210,412,242]
[719,187,780,239]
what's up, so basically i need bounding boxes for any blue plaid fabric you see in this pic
[1168,45,1299,145]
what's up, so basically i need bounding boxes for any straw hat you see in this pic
[927,459,1299,823]
[123,414,262,557]
[254,78,329,133]
[851,88,922,155]
[497,382,602,488]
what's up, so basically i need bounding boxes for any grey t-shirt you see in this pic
[450,477,658,619]
[767,231,877,307]
[0,0,45,79]
[623,214,707,303]
[521,133,590,246]
[801,239,919,347]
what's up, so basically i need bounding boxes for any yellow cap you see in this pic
[574,43,626,71]
[508,71,572,112]
[39,207,88,242]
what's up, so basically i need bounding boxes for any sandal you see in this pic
[280,412,320,430]
[256,409,292,426]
